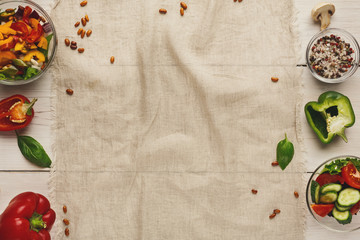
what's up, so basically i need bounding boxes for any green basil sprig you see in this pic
[276,133,294,170]
[16,131,52,168]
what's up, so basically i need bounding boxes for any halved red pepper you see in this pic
[0,94,36,131]
[0,192,56,240]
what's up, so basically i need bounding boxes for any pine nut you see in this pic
[269,213,276,219]
[180,2,187,10]
[271,161,279,166]
[273,209,281,214]
[74,21,80,27]
[64,38,70,46]
[251,189,258,194]
[81,18,86,26]
[110,56,115,64]
[80,0,87,7]
[159,8,167,14]
[66,89,74,95]
[63,219,70,225]
[65,228,70,236]
[271,77,279,82]
[77,28,83,35]
[85,14,89,22]
[78,48,85,53]
[63,205,67,213]
[180,8,184,16]
[294,191,299,198]
[86,29,92,37]
[81,31,85,38]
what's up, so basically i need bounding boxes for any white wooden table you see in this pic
[1,0,360,239]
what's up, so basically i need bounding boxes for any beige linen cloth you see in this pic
[50,0,304,239]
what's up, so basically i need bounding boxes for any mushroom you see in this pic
[311,3,335,31]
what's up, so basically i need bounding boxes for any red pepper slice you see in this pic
[0,192,56,240]
[0,95,36,131]
[11,22,29,38]
[26,23,43,43]
[22,6,32,24]
[311,204,334,217]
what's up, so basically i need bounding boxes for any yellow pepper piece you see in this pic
[37,36,48,50]
[0,32,3,40]
[23,50,46,63]
[29,18,40,28]
[0,36,14,46]
[14,42,25,51]
[0,21,16,35]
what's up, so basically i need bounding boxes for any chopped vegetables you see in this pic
[0,5,53,81]
[310,157,360,225]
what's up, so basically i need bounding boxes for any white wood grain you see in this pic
[0,0,360,239]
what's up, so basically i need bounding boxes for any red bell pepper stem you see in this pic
[29,212,47,232]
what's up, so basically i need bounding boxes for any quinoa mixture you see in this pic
[309,34,355,79]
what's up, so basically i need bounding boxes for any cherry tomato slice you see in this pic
[311,204,334,217]
[11,22,29,38]
[342,163,360,189]
[26,23,43,43]
[315,173,345,186]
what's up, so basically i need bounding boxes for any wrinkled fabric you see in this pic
[50,0,304,239]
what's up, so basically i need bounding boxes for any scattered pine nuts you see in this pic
[70,45,77,50]
[78,48,85,53]
[271,77,279,82]
[294,191,299,198]
[63,205,67,213]
[238,0,243,2]
[271,161,279,166]
[63,219,70,225]
[110,56,115,64]
[273,209,281,214]
[251,189,258,194]
[269,213,276,219]
[65,228,70,236]
[159,8,167,14]
[85,14,89,22]
[81,17,86,27]
[81,31,85,38]
[80,0,87,7]
[180,8,184,16]
[86,29,92,37]
[74,21,80,27]
[77,28,83,35]
[64,38,70,46]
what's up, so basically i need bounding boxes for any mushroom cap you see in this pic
[311,3,335,21]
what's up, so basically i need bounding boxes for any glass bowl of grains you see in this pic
[306,28,360,83]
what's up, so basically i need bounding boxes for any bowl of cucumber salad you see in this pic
[306,155,360,232]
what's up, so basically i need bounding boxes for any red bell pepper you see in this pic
[11,21,30,39]
[0,192,56,240]
[0,94,37,131]
[22,6,32,24]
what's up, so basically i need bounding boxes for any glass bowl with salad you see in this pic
[306,155,360,232]
[0,0,57,85]
[306,28,360,84]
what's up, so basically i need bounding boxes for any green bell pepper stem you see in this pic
[304,91,355,144]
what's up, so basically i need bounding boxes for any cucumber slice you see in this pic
[311,180,320,203]
[332,208,352,225]
[320,183,342,194]
[337,188,360,207]
[319,191,338,203]
[335,202,352,212]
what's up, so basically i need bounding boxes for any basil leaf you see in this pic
[321,159,349,175]
[16,134,51,168]
[276,133,294,170]
[0,73,6,80]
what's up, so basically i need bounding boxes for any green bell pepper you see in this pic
[304,91,355,144]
